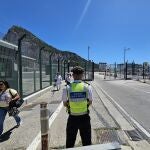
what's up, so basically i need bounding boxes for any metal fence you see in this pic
[0,39,94,97]
[102,62,150,81]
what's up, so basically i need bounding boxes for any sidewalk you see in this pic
[0,85,63,150]
[0,80,150,150]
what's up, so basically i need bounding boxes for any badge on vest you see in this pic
[70,92,86,99]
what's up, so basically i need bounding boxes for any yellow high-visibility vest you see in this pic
[67,82,89,115]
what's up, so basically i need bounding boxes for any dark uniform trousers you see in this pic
[66,114,91,148]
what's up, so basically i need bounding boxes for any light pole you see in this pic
[124,48,130,79]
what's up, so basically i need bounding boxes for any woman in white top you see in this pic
[0,80,21,135]
[54,72,62,90]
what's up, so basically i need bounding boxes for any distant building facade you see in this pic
[99,62,107,72]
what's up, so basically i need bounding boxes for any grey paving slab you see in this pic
[0,85,63,150]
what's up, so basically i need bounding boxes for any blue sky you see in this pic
[0,0,150,64]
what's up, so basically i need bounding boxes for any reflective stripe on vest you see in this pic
[67,82,88,115]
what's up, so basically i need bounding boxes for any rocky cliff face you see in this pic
[3,25,87,66]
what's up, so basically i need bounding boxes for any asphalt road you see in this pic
[94,73,150,134]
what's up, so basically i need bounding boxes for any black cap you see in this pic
[71,66,84,75]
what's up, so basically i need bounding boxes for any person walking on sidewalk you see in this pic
[62,66,93,148]
[65,73,71,85]
[0,80,22,136]
[54,72,62,91]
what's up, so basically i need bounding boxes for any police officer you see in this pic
[62,66,93,148]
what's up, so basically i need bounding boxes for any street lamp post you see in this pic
[124,48,130,79]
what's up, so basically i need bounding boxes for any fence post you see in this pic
[49,53,53,85]
[33,62,36,92]
[84,61,86,79]
[18,34,26,97]
[67,60,70,73]
[64,60,66,80]
[114,62,117,79]
[125,62,127,80]
[137,64,139,81]
[58,58,60,72]
[39,47,45,90]
[92,61,94,80]
[143,63,145,83]
[40,102,49,150]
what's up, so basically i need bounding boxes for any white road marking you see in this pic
[26,102,63,150]
[98,84,150,138]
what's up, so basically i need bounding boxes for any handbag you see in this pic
[9,98,24,108]
[8,107,20,116]
[9,89,24,108]
[15,98,24,108]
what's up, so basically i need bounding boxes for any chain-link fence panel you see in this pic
[22,56,38,96]
[0,40,18,90]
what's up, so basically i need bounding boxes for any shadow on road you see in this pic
[0,125,18,142]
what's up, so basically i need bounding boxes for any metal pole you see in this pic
[88,46,90,79]
[39,47,45,90]
[33,61,36,92]
[92,61,94,80]
[124,48,130,79]
[114,62,117,79]
[84,61,86,79]
[49,53,52,85]
[132,61,135,78]
[40,102,49,150]
[67,61,70,73]
[143,63,145,80]
[64,60,66,80]
[125,62,128,80]
[137,64,139,81]
[61,60,63,77]
[124,48,126,79]
[58,58,60,72]
[120,64,121,78]
[88,46,89,63]
[148,65,150,80]
[18,34,26,97]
